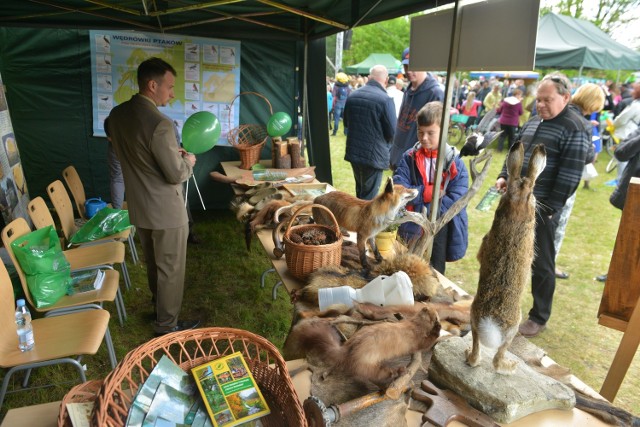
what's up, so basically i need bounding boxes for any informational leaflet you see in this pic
[89,30,240,146]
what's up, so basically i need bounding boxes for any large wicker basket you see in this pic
[91,328,307,426]
[227,92,272,170]
[280,204,342,280]
[58,379,103,427]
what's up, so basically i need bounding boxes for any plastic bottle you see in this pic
[15,299,35,352]
[318,271,414,311]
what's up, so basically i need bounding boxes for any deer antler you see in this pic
[389,151,493,258]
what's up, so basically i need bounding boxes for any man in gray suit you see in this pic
[107,57,199,335]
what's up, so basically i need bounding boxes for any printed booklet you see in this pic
[68,268,105,294]
[191,352,270,427]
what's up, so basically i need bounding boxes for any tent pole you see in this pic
[616,68,621,85]
[302,35,310,161]
[578,65,583,82]
[414,0,462,261]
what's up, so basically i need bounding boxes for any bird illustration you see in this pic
[103,35,110,45]
[100,96,110,101]
[211,46,217,54]
[103,55,111,66]
[192,83,198,92]
[188,46,198,53]
[189,64,197,70]
[191,104,198,110]
[460,130,503,157]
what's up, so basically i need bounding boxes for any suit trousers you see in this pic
[351,163,383,201]
[138,224,189,333]
[528,210,559,325]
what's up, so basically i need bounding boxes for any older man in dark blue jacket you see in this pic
[343,65,397,199]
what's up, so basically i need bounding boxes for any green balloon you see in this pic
[181,111,221,154]
[267,112,293,137]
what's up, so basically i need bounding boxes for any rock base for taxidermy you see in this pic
[428,334,575,424]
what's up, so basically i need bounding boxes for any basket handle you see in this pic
[227,91,274,128]
[283,204,341,240]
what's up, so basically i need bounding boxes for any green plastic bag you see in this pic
[11,226,69,275]
[25,270,71,308]
[70,208,131,245]
[11,225,71,307]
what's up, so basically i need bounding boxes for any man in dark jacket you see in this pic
[389,47,444,170]
[343,64,397,200]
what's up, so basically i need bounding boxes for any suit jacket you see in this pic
[107,94,192,230]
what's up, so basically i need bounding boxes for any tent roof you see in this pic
[535,12,640,70]
[0,0,452,41]
[344,53,402,75]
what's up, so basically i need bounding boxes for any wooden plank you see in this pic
[598,177,640,322]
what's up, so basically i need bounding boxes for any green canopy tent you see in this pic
[344,53,403,76]
[0,0,454,213]
[535,12,640,76]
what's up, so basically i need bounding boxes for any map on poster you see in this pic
[0,72,31,224]
[89,30,240,146]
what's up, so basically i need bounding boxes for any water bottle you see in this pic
[15,299,35,352]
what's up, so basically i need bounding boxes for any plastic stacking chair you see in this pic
[0,259,117,408]
[47,180,134,291]
[27,197,129,324]
[1,217,125,325]
[61,167,139,265]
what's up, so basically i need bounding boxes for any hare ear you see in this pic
[384,176,394,193]
[506,141,524,180]
[527,144,547,181]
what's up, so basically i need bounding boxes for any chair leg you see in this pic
[272,281,283,301]
[115,288,126,326]
[120,262,131,291]
[260,267,275,289]
[128,233,139,265]
[104,327,118,369]
[0,359,87,408]
[21,368,32,388]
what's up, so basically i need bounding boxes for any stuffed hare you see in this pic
[466,141,547,374]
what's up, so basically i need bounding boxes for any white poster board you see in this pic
[90,30,241,146]
[409,0,540,71]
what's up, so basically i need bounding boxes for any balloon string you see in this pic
[184,174,206,210]
[192,174,206,210]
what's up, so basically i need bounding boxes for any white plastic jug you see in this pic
[318,271,414,311]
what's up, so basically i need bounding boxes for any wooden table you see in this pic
[253,231,614,426]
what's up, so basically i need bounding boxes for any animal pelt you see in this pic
[298,252,444,304]
[508,336,640,427]
[285,302,440,389]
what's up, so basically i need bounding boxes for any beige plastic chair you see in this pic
[1,217,125,325]
[27,197,129,324]
[46,180,134,291]
[59,169,139,264]
[62,165,88,220]
[0,259,117,408]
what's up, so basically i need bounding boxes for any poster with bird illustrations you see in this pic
[90,30,241,146]
[0,73,32,224]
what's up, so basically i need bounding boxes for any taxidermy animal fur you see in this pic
[288,303,440,388]
[299,252,441,304]
[312,177,418,269]
[466,141,546,374]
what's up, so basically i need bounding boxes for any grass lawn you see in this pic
[1,132,639,420]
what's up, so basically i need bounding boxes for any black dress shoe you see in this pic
[154,319,201,336]
[188,233,202,244]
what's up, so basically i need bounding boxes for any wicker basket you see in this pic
[91,328,307,427]
[58,379,104,427]
[282,204,342,280]
[227,92,272,170]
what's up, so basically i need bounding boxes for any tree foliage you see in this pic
[326,16,413,76]
[541,0,640,35]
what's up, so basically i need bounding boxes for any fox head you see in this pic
[381,177,419,209]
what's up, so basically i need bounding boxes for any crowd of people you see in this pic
[327,47,640,338]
